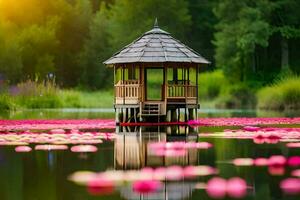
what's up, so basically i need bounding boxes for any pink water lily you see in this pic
[15,145,32,152]
[35,144,68,151]
[71,145,98,153]
[183,165,217,178]
[286,143,300,148]
[227,177,247,198]
[132,180,162,194]
[206,177,248,199]
[287,156,300,167]
[291,169,300,177]
[254,158,269,166]
[165,166,184,180]
[206,177,227,199]
[68,171,97,185]
[233,158,254,166]
[87,176,115,195]
[280,178,300,195]
[268,155,287,167]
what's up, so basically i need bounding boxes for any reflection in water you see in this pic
[113,126,210,200]
[120,182,195,200]
[1,122,300,200]
[114,129,199,170]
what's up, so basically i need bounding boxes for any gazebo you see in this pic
[104,20,210,123]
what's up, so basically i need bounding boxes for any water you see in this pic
[0,109,300,200]
[0,108,299,119]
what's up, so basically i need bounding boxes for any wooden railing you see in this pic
[166,84,197,98]
[115,84,142,98]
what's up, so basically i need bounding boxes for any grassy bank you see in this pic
[257,76,300,110]
[0,80,114,111]
[1,72,300,112]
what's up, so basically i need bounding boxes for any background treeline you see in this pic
[0,0,299,110]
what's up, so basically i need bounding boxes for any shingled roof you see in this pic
[104,20,210,66]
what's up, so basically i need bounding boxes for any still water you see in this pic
[0,108,299,119]
[0,109,299,200]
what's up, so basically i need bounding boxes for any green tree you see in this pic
[16,18,59,80]
[55,0,93,87]
[187,0,217,64]
[270,0,300,71]
[0,23,22,84]
[213,0,271,82]
[79,3,112,89]
[108,0,192,51]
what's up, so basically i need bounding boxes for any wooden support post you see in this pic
[171,109,177,122]
[125,108,129,122]
[120,108,124,123]
[188,108,194,121]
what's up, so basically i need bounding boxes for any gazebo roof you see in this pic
[104,20,210,66]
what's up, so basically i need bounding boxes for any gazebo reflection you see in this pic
[114,126,199,170]
[114,126,200,200]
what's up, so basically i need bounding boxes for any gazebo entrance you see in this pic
[145,68,164,101]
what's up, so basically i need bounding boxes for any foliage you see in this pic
[0,78,114,110]
[198,70,227,100]
[215,84,257,109]
[79,3,112,89]
[0,94,15,110]
[13,80,63,108]
[257,75,300,110]
[60,90,113,108]
[213,0,271,82]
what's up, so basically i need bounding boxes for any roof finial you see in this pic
[154,18,159,28]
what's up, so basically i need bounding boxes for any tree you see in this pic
[79,3,112,89]
[0,22,23,84]
[213,0,270,82]
[187,0,217,64]
[269,0,300,71]
[16,18,59,80]
[107,0,192,51]
[55,0,93,87]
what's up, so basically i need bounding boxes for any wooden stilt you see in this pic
[188,108,194,121]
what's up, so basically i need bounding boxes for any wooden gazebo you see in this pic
[104,20,210,123]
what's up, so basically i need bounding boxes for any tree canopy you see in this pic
[0,0,299,89]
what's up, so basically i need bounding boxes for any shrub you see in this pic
[216,84,256,109]
[257,76,300,110]
[0,94,16,111]
[199,70,227,100]
[14,79,62,108]
[60,90,81,108]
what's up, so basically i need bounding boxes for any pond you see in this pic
[0,110,300,200]
[0,108,299,119]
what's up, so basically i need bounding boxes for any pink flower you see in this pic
[233,158,254,166]
[71,145,98,153]
[132,180,162,194]
[227,177,247,198]
[254,158,269,166]
[206,177,227,199]
[280,178,300,195]
[15,145,32,152]
[87,176,115,195]
[287,156,300,167]
[268,155,286,167]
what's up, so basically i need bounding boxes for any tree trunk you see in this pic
[281,37,289,70]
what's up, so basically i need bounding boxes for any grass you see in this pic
[60,90,114,108]
[257,76,300,110]
[0,80,114,111]
[198,70,227,100]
